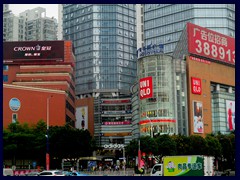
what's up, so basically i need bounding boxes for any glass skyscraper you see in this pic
[63,4,137,147]
[63,4,137,97]
[139,4,235,54]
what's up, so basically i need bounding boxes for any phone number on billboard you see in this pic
[194,40,235,64]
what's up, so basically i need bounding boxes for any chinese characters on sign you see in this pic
[187,23,235,65]
[137,43,164,59]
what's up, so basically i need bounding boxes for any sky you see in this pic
[9,4,59,21]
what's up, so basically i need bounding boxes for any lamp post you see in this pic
[46,95,53,170]
[146,116,153,138]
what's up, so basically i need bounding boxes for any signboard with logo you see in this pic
[9,98,21,111]
[3,41,64,61]
[139,76,153,100]
[163,156,204,176]
[137,43,164,59]
[191,77,202,95]
[187,22,235,65]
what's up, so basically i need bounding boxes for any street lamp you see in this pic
[46,95,53,170]
[146,116,153,138]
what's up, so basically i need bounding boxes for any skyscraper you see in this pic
[137,4,235,54]
[63,4,137,146]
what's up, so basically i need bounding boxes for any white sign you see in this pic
[103,144,125,149]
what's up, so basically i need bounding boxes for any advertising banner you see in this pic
[226,100,235,131]
[3,41,64,61]
[76,106,88,130]
[187,22,235,65]
[191,77,202,95]
[139,76,153,100]
[193,101,204,133]
[163,156,204,176]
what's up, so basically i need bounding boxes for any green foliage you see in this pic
[125,133,235,170]
[3,120,96,168]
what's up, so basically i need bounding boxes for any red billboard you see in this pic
[3,41,65,62]
[191,77,202,95]
[139,76,153,100]
[187,23,235,65]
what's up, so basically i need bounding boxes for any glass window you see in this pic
[3,65,8,71]
[3,75,8,82]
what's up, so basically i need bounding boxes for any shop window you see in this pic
[12,113,17,123]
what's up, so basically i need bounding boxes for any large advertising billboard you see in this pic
[139,76,153,100]
[3,41,64,61]
[76,106,88,130]
[226,100,235,131]
[187,23,235,65]
[193,101,203,134]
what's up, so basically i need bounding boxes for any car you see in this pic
[3,168,14,176]
[38,170,65,176]
[69,171,89,176]
[25,171,39,176]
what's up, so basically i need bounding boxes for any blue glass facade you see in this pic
[63,4,137,96]
[143,4,235,55]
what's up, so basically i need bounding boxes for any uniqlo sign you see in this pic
[139,76,153,100]
[191,77,202,95]
[187,22,235,65]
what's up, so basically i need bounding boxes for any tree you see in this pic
[188,135,207,155]
[155,134,177,158]
[171,134,190,155]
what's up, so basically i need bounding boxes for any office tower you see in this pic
[3,5,58,41]
[137,4,235,54]
[63,4,137,146]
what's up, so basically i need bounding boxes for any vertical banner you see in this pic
[139,76,153,100]
[193,101,204,133]
[76,106,88,130]
[226,100,235,131]
[46,153,50,170]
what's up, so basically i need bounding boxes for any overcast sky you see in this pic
[9,4,59,21]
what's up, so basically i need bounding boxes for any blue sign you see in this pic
[9,98,21,111]
[137,43,164,59]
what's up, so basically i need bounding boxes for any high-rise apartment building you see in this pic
[62,4,137,147]
[137,4,235,53]
[3,5,58,41]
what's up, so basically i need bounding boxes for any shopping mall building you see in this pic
[131,23,235,139]
[3,40,76,128]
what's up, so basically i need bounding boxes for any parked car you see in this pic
[25,171,39,176]
[69,171,89,176]
[38,170,65,176]
[3,168,14,176]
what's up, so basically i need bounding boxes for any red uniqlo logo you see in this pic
[191,77,202,95]
[139,76,153,100]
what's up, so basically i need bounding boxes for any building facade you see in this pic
[173,23,235,136]
[3,40,76,128]
[62,4,137,146]
[137,4,235,53]
[3,5,58,41]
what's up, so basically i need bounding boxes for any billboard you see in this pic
[193,101,203,134]
[226,100,235,131]
[139,76,153,100]
[163,156,204,176]
[191,77,202,95]
[76,106,88,130]
[187,23,235,65]
[3,41,64,61]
